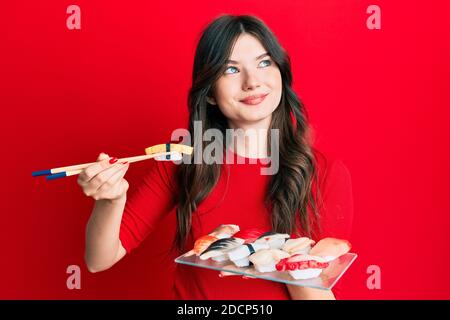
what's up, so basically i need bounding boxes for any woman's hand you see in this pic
[77,153,130,202]
[218,265,256,280]
[219,266,335,300]
[286,284,336,300]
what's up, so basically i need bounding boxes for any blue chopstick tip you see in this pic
[32,169,52,177]
[46,172,67,180]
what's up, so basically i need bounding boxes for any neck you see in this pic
[227,115,272,159]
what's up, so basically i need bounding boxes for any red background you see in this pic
[1,0,449,299]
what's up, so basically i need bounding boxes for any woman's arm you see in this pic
[286,284,335,300]
[77,153,130,273]
[85,196,128,273]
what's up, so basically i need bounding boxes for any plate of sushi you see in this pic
[175,224,357,290]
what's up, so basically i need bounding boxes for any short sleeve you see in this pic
[119,160,179,253]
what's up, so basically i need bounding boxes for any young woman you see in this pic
[77,15,353,300]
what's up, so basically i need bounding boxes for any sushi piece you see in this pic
[199,237,245,261]
[184,235,219,257]
[233,228,266,244]
[154,151,182,161]
[184,224,240,257]
[249,249,290,273]
[144,143,193,161]
[281,237,316,255]
[254,232,290,249]
[227,242,269,267]
[309,237,351,262]
[276,254,329,280]
[209,224,240,238]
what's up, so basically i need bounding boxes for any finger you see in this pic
[97,152,110,161]
[81,155,118,183]
[82,152,110,182]
[86,162,128,194]
[97,179,128,201]
[219,270,240,277]
[101,163,129,187]
[94,163,129,196]
[219,272,232,278]
[79,156,110,183]
[219,271,255,280]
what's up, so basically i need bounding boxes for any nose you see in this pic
[242,70,261,91]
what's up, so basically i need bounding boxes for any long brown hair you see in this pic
[175,15,322,250]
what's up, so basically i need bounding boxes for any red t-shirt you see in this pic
[119,148,353,299]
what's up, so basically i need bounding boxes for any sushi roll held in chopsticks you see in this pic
[199,237,244,262]
[184,224,240,257]
[309,237,351,262]
[254,232,290,249]
[281,237,316,255]
[248,249,290,273]
[145,143,193,161]
[33,143,194,180]
[276,254,330,280]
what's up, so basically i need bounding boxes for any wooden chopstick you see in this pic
[32,143,193,179]
[45,151,178,180]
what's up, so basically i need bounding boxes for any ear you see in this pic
[206,96,217,105]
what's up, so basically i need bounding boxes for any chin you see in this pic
[241,105,277,122]
[238,112,273,124]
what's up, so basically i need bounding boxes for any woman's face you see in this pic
[209,33,282,128]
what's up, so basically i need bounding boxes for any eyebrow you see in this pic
[226,52,270,64]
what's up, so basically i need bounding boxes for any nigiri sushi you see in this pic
[309,238,351,262]
[209,224,240,238]
[184,235,219,257]
[254,232,290,249]
[281,237,316,255]
[249,249,290,273]
[184,224,240,257]
[199,237,245,261]
[227,242,269,267]
[233,228,266,244]
[276,254,329,280]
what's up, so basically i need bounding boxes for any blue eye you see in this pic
[223,59,271,74]
[259,59,272,67]
[224,66,239,74]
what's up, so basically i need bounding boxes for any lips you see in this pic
[240,93,269,105]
